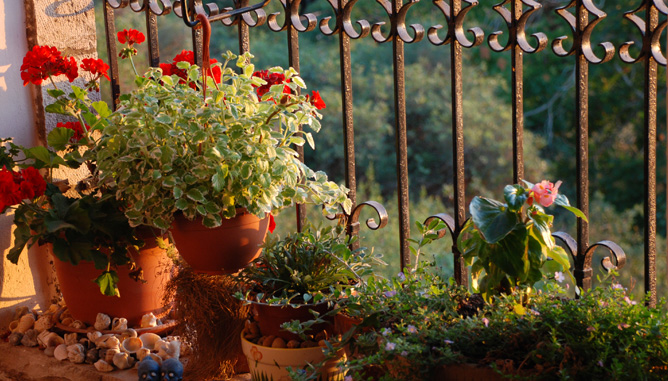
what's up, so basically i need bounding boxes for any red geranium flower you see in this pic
[81,58,110,81]
[0,166,45,211]
[117,29,145,46]
[161,50,222,88]
[0,167,21,212]
[306,90,326,110]
[56,121,87,142]
[17,167,46,200]
[20,45,78,86]
[252,70,291,98]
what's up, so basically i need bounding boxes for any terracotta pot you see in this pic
[240,333,345,381]
[52,233,173,327]
[334,313,362,335]
[251,301,334,341]
[170,209,270,275]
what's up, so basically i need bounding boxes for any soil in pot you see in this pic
[170,209,270,275]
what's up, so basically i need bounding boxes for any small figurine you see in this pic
[137,356,161,381]
[160,358,184,381]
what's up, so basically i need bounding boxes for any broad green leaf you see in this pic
[504,184,528,212]
[489,227,529,279]
[94,271,120,297]
[469,196,519,244]
[92,101,112,118]
[47,128,74,151]
[186,188,205,202]
[528,211,554,250]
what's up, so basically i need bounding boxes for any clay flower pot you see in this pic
[251,301,334,342]
[170,209,270,275]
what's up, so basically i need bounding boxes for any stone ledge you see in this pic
[0,341,250,381]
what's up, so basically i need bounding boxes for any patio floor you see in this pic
[0,341,250,381]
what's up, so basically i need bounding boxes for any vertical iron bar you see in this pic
[339,0,358,242]
[238,0,251,54]
[285,0,306,232]
[574,0,590,291]
[511,0,524,183]
[145,9,160,67]
[451,0,467,286]
[644,2,658,307]
[393,0,411,270]
[103,1,121,110]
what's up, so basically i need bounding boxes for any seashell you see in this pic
[8,332,23,346]
[156,339,180,360]
[8,319,20,332]
[97,334,120,350]
[67,343,86,364]
[34,315,54,333]
[85,348,100,364]
[111,317,127,331]
[140,313,157,328]
[60,317,74,327]
[64,332,78,346]
[59,309,72,321]
[70,320,86,330]
[12,306,29,321]
[87,331,102,343]
[37,331,64,348]
[45,303,59,314]
[136,348,151,362]
[44,346,56,357]
[20,329,38,347]
[94,313,111,331]
[121,337,143,353]
[119,328,137,342]
[53,344,69,361]
[139,333,161,350]
[147,353,162,365]
[104,347,120,364]
[94,359,114,372]
[16,314,35,333]
[112,352,136,370]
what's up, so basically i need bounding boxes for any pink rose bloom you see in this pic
[530,180,562,207]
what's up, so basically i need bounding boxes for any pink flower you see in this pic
[482,318,489,327]
[529,180,562,207]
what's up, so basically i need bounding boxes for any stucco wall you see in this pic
[0,0,98,328]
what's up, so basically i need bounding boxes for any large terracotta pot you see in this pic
[241,333,345,381]
[170,209,270,275]
[251,301,334,342]
[52,233,173,327]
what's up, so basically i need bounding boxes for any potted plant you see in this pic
[1,36,173,326]
[95,47,352,274]
[233,223,381,380]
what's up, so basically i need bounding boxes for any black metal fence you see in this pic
[100,0,666,306]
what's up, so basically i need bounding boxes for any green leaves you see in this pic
[469,196,518,244]
[94,270,121,297]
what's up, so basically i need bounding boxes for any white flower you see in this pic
[381,328,392,337]
[554,271,565,283]
[385,341,396,351]
[406,325,417,334]
[344,376,353,381]
[397,272,406,282]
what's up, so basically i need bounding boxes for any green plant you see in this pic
[2,42,150,297]
[96,51,351,230]
[457,180,587,300]
[234,224,382,306]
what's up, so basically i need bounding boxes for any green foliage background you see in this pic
[97,0,667,300]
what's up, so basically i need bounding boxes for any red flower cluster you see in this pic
[252,70,291,98]
[81,58,110,81]
[20,45,78,86]
[56,121,88,142]
[160,50,222,88]
[117,29,146,45]
[306,90,326,110]
[0,166,46,212]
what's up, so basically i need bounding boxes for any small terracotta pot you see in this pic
[251,301,334,341]
[240,333,345,381]
[170,209,270,275]
[52,232,173,327]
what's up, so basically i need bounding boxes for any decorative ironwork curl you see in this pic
[178,0,270,27]
[423,213,457,241]
[267,0,317,32]
[320,0,370,39]
[107,0,130,9]
[586,240,627,272]
[221,0,268,28]
[552,0,615,64]
[488,0,546,54]
[325,201,389,233]
[619,0,668,66]
[427,0,484,47]
[371,0,424,44]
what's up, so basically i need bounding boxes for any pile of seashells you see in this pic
[3,305,186,374]
[242,320,333,349]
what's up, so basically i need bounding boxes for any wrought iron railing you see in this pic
[100,0,666,306]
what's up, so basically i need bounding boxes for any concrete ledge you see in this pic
[0,341,250,381]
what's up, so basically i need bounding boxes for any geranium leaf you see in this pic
[47,128,74,151]
[94,270,120,297]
